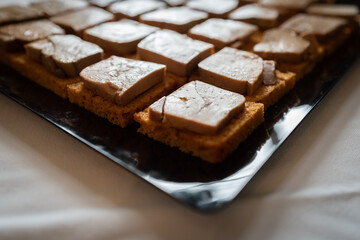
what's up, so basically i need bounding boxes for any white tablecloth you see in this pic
[1,1,360,239]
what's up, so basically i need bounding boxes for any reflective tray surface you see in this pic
[0,35,358,212]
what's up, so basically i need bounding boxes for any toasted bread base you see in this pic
[0,52,80,98]
[67,73,186,127]
[246,70,296,109]
[134,102,264,163]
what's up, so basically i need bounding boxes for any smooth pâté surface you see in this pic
[30,0,89,17]
[280,13,347,41]
[138,29,214,76]
[139,7,208,33]
[259,0,313,10]
[198,47,264,95]
[108,0,166,19]
[25,34,103,78]
[0,19,65,43]
[84,19,158,54]
[188,18,258,49]
[229,4,280,29]
[81,56,165,106]
[253,28,310,63]
[149,80,245,135]
[306,4,359,18]
[90,0,117,8]
[50,7,114,35]
[186,0,238,17]
[0,4,44,24]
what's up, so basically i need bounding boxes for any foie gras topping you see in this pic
[188,18,258,49]
[0,19,64,43]
[186,0,238,18]
[84,19,158,55]
[306,4,359,19]
[108,0,166,20]
[0,5,44,25]
[198,47,263,96]
[259,0,313,10]
[139,7,208,34]
[50,7,114,36]
[262,60,276,85]
[149,80,245,135]
[229,4,280,29]
[137,29,214,77]
[163,0,187,7]
[280,14,347,42]
[253,28,310,63]
[81,56,165,106]
[25,35,103,78]
[31,0,89,17]
[90,0,117,8]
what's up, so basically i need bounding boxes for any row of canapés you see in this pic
[0,0,358,163]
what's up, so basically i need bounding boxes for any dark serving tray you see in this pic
[0,33,358,212]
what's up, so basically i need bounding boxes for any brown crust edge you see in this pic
[134,102,264,163]
[246,70,296,109]
[0,52,80,98]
